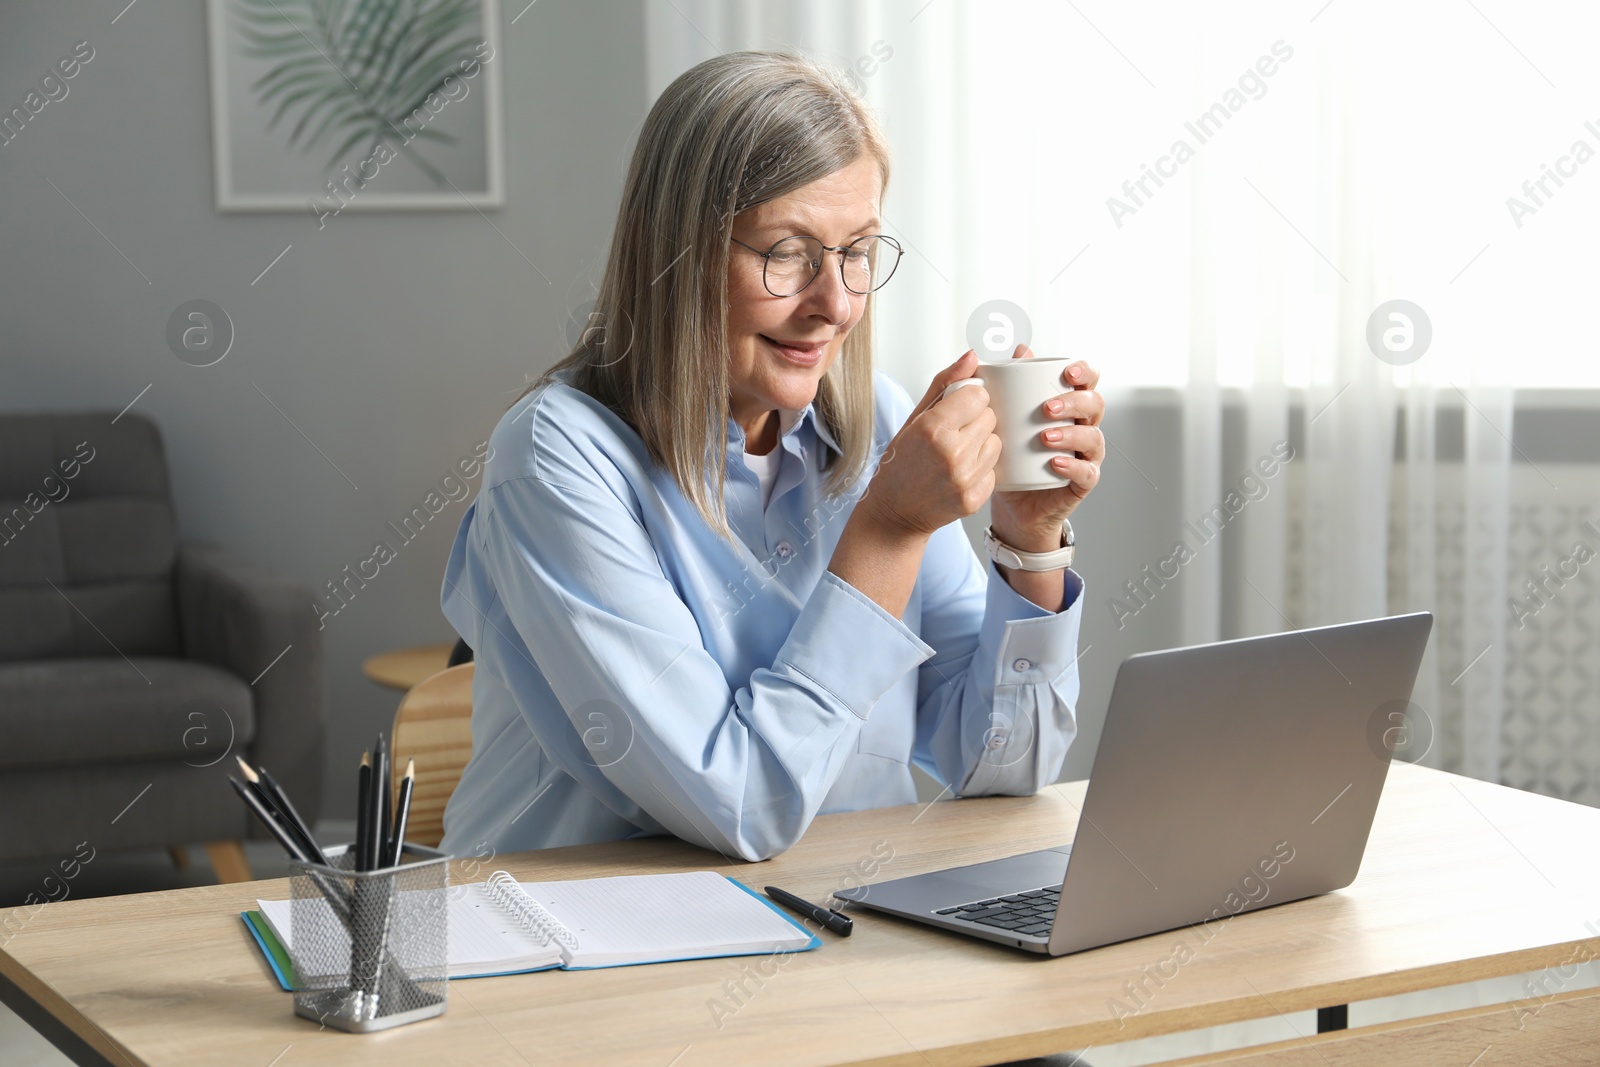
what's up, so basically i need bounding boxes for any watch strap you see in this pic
[984,522,1075,572]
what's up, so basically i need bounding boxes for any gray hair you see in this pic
[537,49,891,537]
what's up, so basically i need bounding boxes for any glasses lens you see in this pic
[764,237,823,297]
[843,236,902,294]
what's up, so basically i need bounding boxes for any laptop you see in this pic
[834,611,1433,955]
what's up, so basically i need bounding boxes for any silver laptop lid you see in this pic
[1047,611,1433,954]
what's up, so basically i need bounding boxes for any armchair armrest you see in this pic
[176,543,324,831]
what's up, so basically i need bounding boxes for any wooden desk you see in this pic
[361,642,455,692]
[4,763,1600,1066]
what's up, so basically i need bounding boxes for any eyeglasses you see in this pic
[730,234,904,297]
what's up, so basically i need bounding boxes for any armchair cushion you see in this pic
[0,412,179,662]
[0,657,255,770]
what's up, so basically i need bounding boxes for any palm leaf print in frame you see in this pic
[234,0,484,186]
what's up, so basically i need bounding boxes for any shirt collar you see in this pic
[799,404,844,456]
[726,404,843,458]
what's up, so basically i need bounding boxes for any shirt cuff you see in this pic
[775,570,934,720]
[979,561,1085,685]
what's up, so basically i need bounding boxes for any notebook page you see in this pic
[517,871,812,967]
[257,887,561,976]
[449,884,563,972]
[256,895,338,952]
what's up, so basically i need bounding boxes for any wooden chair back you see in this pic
[389,663,475,848]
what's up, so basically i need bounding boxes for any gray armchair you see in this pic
[0,411,323,881]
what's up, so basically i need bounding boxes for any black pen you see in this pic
[386,758,415,869]
[764,886,853,936]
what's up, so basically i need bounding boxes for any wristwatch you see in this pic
[984,520,1075,572]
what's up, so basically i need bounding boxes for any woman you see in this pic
[439,50,1105,864]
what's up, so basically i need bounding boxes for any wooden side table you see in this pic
[361,642,455,692]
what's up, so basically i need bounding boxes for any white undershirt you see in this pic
[741,409,801,511]
[743,446,782,511]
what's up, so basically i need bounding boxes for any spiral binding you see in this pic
[484,870,581,953]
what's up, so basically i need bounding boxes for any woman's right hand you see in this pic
[858,350,1002,539]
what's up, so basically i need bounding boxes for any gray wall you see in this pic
[1,0,649,817]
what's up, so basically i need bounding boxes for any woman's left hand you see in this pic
[988,346,1105,554]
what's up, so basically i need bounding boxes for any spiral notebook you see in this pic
[246,870,820,987]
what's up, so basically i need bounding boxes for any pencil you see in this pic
[387,759,415,868]
[227,771,354,922]
[356,752,372,872]
[234,756,308,858]
[257,763,324,863]
[228,775,312,864]
[236,756,320,862]
[375,733,391,870]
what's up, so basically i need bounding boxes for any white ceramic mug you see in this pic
[942,356,1074,492]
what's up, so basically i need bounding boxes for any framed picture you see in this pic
[205,0,505,212]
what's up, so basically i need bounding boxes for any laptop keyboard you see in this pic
[935,884,1061,938]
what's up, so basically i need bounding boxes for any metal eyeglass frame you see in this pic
[729,234,904,297]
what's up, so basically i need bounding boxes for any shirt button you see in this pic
[775,541,794,558]
[1012,658,1033,672]
[986,732,1008,750]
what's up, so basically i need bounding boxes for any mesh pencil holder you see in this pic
[286,843,451,1033]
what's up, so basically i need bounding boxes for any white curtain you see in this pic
[641,0,1598,791]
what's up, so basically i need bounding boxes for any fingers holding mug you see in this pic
[1064,360,1100,391]
[957,355,1078,492]
[934,363,997,444]
[1041,423,1105,465]
[1039,359,1103,425]
[941,376,986,401]
[1042,383,1105,426]
[913,350,980,420]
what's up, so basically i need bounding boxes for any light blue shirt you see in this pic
[438,371,1085,862]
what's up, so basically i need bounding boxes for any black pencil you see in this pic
[387,759,415,868]
[375,733,391,870]
[230,774,361,944]
[229,775,313,864]
[355,752,372,872]
[234,757,312,859]
[236,756,320,863]
[257,763,325,863]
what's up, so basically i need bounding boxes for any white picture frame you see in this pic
[205,0,505,212]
